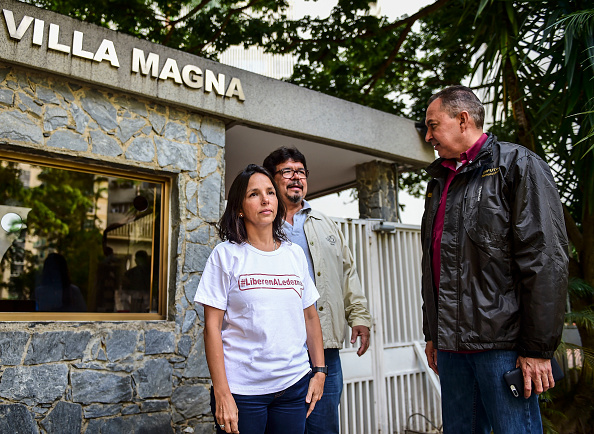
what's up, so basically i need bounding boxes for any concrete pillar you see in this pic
[356,161,399,221]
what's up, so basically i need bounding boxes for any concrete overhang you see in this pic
[0,0,435,198]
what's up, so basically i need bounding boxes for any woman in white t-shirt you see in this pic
[195,164,325,434]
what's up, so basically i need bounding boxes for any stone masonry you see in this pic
[356,161,399,222]
[0,62,224,433]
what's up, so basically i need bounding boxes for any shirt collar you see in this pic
[441,133,488,171]
[298,199,312,214]
[283,200,311,226]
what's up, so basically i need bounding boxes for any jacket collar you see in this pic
[426,133,496,178]
[305,208,324,221]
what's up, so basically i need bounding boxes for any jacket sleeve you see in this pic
[510,153,568,359]
[335,223,372,329]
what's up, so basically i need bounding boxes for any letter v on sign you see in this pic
[3,10,44,45]
[3,9,33,39]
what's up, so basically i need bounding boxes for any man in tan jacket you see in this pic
[263,147,372,434]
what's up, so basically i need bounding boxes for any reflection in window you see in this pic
[0,160,163,314]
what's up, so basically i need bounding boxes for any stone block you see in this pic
[18,92,42,117]
[186,180,197,201]
[118,117,147,143]
[0,88,14,105]
[36,86,60,104]
[182,310,197,334]
[116,96,148,117]
[172,385,210,419]
[186,217,204,231]
[195,303,205,323]
[83,404,121,418]
[188,114,202,130]
[199,158,218,178]
[149,111,166,134]
[122,404,140,415]
[183,244,212,273]
[0,110,43,144]
[141,399,169,413]
[0,331,29,365]
[193,423,217,434]
[91,129,123,156]
[183,335,209,378]
[145,330,176,355]
[43,106,68,131]
[200,118,225,147]
[155,137,198,171]
[163,121,188,142]
[87,413,173,434]
[186,226,210,244]
[0,365,68,403]
[184,274,200,304]
[126,136,155,162]
[197,173,222,221]
[133,358,173,398]
[0,404,38,434]
[71,371,132,404]
[190,131,198,144]
[177,335,192,358]
[0,67,10,83]
[105,330,139,362]
[86,416,130,433]
[70,103,90,134]
[46,129,88,151]
[24,331,91,364]
[202,144,219,158]
[41,401,82,434]
[81,90,118,131]
[187,196,198,215]
[54,82,75,102]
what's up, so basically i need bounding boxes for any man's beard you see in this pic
[286,182,303,204]
[286,192,302,204]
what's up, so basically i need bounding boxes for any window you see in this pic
[0,153,169,320]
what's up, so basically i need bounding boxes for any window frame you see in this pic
[0,150,171,321]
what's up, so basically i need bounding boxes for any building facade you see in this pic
[0,1,433,432]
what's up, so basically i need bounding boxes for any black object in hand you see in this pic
[503,358,564,398]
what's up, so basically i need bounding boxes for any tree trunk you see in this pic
[503,58,535,152]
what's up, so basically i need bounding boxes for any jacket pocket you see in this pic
[463,176,510,249]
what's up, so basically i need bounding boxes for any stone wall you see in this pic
[355,161,399,222]
[0,62,224,433]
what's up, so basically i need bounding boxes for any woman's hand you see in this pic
[303,304,325,417]
[306,372,325,417]
[204,305,239,433]
[214,390,239,433]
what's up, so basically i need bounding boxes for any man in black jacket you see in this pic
[421,85,568,433]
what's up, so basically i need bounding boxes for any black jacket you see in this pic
[421,134,568,359]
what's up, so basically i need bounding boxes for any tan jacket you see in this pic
[304,209,372,348]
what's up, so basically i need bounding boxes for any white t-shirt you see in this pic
[195,241,319,395]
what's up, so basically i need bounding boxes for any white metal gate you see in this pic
[334,218,442,434]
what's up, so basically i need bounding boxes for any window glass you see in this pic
[0,159,163,315]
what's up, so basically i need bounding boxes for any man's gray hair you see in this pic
[428,85,485,128]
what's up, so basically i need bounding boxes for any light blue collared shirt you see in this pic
[282,200,315,282]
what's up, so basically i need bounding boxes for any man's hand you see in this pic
[350,325,370,356]
[425,341,438,375]
[517,356,554,399]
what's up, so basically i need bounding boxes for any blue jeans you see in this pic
[210,373,309,434]
[437,350,542,434]
[305,348,343,434]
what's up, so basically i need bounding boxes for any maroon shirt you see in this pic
[431,133,488,291]
[431,134,487,353]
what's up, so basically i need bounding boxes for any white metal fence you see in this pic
[334,218,442,434]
